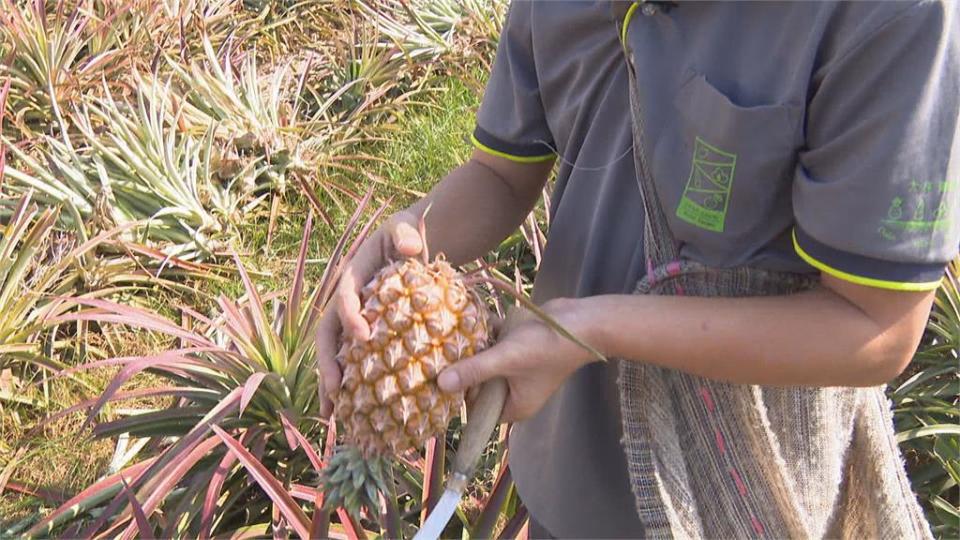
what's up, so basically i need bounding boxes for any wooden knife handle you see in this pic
[451,377,508,478]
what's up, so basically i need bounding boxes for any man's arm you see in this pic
[577,276,936,387]
[407,150,554,266]
[434,276,937,422]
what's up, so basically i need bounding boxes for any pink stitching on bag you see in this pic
[729,467,748,496]
[698,386,715,412]
[715,428,726,455]
[701,385,766,536]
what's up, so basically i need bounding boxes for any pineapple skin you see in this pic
[335,257,489,457]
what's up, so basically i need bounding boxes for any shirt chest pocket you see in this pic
[658,71,802,265]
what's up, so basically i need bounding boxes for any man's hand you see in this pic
[437,299,597,423]
[313,151,555,418]
[314,211,424,417]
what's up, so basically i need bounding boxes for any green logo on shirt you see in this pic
[877,180,952,246]
[676,137,737,232]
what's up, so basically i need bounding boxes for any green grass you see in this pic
[351,76,482,205]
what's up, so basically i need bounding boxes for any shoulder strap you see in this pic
[620,30,681,271]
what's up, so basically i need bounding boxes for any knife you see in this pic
[413,378,508,540]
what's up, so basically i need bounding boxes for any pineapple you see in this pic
[321,244,490,516]
[335,256,490,456]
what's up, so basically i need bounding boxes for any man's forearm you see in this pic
[571,283,932,387]
[405,154,551,265]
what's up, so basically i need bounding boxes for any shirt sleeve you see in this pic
[471,1,555,163]
[792,0,960,291]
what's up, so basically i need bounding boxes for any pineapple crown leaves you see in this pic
[319,445,391,518]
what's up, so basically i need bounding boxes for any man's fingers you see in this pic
[500,401,521,424]
[315,314,342,417]
[488,315,505,339]
[390,218,423,257]
[336,271,369,340]
[316,316,342,393]
[437,348,505,393]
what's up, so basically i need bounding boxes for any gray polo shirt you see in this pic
[472,1,960,537]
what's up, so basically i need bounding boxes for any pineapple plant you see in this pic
[13,193,389,539]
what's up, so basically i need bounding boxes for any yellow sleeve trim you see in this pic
[470,134,555,164]
[792,230,943,292]
[621,2,640,45]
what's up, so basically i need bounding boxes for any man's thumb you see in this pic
[390,218,423,257]
[437,352,495,393]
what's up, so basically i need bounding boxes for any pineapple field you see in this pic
[0,1,957,538]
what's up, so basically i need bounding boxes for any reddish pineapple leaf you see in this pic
[54,297,217,348]
[216,295,256,344]
[240,372,269,415]
[121,242,214,274]
[278,410,300,453]
[310,487,330,540]
[0,78,9,187]
[286,212,314,330]
[311,420,339,539]
[289,484,321,501]
[279,412,325,471]
[199,429,264,539]
[323,417,337,461]
[25,459,157,537]
[78,349,216,427]
[117,435,226,540]
[336,508,366,540]
[83,389,243,538]
[294,174,334,227]
[471,465,513,539]
[420,436,445,526]
[199,431,248,539]
[498,505,529,540]
[2,481,69,504]
[211,425,312,539]
[176,302,217,330]
[121,478,156,540]
[19,349,216,429]
[230,253,275,346]
[313,188,379,314]
[28,387,207,437]
[271,502,285,540]
[156,463,222,539]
